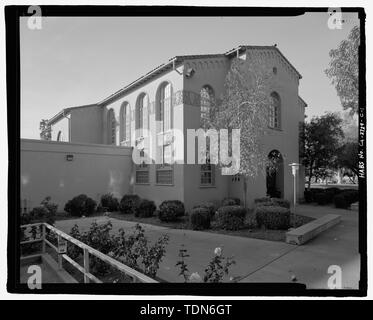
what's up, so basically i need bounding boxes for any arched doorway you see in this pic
[266,150,284,198]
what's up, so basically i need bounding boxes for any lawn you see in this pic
[83,210,315,243]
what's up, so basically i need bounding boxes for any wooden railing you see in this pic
[20,222,158,283]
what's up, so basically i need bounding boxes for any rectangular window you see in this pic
[200,160,215,186]
[136,163,149,184]
[156,142,173,185]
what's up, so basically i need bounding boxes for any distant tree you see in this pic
[39,119,51,140]
[206,53,273,208]
[300,113,344,189]
[336,141,359,177]
[325,26,360,115]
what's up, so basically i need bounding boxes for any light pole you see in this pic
[289,163,300,213]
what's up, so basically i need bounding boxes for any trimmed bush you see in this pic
[190,207,211,230]
[64,194,97,217]
[136,199,156,218]
[221,197,240,206]
[158,200,185,222]
[314,192,329,205]
[304,190,313,203]
[193,202,216,218]
[342,190,359,203]
[256,206,290,230]
[119,194,141,215]
[255,197,290,209]
[100,193,119,212]
[215,205,246,230]
[334,194,350,209]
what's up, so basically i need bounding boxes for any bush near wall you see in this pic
[254,197,290,209]
[333,190,359,209]
[193,202,216,218]
[22,196,58,225]
[64,194,97,217]
[119,194,141,215]
[135,199,156,218]
[221,197,241,207]
[215,205,246,231]
[256,206,290,230]
[100,193,119,212]
[158,200,185,222]
[190,207,211,230]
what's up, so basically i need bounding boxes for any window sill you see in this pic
[155,183,174,186]
[199,185,216,188]
[268,126,282,132]
[135,182,150,185]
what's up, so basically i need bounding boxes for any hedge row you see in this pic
[304,187,358,208]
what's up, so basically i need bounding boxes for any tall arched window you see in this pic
[107,108,116,145]
[157,82,172,132]
[269,92,281,129]
[136,93,148,138]
[120,102,131,145]
[200,85,214,120]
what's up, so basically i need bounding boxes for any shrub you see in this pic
[334,194,350,209]
[64,194,97,217]
[215,205,246,230]
[271,198,291,209]
[136,199,156,218]
[119,194,141,214]
[158,200,185,222]
[221,198,240,206]
[304,190,313,203]
[29,206,55,225]
[325,187,342,196]
[314,192,328,205]
[342,190,359,203]
[190,207,211,230]
[255,197,290,209]
[193,202,216,218]
[100,193,119,212]
[256,206,290,230]
[254,197,271,205]
[40,196,58,215]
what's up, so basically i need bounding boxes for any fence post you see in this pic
[41,224,46,254]
[83,248,90,284]
[57,235,63,270]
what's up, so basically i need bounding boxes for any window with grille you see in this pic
[158,82,172,132]
[156,143,173,185]
[135,157,149,184]
[136,94,148,138]
[200,85,214,120]
[200,158,215,186]
[121,102,131,144]
[107,109,116,145]
[269,92,281,129]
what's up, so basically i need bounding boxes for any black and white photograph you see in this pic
[2,2,370,302]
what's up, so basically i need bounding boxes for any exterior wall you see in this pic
[51,116,70,142]
[227,49,302,207]
[103,65,185,206]
[21,139,133,211]
[182,57,231,210]
[70,106,103,144]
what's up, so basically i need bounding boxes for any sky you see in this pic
[20,12,360,139]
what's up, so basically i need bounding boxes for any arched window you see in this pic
[136,93,148,138]
[157,82,172,132]
[107,108,116,145]
[200,85,214,120]
[120,102,131,145]
[269,92,281,129]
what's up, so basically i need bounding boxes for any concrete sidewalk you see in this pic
[55,204,359,288]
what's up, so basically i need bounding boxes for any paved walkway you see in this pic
[55,204,359,288]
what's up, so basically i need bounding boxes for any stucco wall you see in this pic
[70,106,103,144]
[21,139,133,211]
[51,116,69,142]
